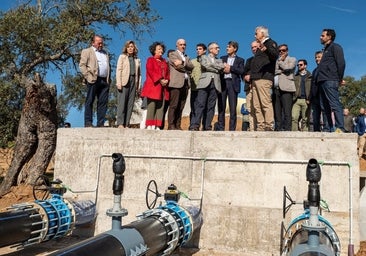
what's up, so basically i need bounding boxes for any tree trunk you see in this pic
[0,74,57,197]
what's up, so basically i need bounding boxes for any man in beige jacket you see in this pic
[167,39,194,130]
[79,35,111,127]
[274,44,296,131]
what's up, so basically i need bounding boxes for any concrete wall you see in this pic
[54,128,359,256]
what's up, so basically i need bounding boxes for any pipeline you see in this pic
[281,158,341,256]
[49,201,201,256]
[47,153,202,256]
[0,153,201,255]
[0,195,95,249]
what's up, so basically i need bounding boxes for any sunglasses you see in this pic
[297,64,304,67]
[279,49,287,52]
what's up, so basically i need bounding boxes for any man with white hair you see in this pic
[250,26,278,131]
[190,42,225,131]
[167,38,194,130]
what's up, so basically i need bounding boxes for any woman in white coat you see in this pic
[116,40,141,128]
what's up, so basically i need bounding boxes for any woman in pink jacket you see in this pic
[141,42,170,129]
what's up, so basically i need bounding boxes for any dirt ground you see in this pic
[1,116,366,255]
[359,242,366,256]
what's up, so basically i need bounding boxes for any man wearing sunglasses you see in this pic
[292,60,312,131]
[274,44,296,131]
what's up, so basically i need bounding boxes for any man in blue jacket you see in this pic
[317,28,346,132]
[356,108,366,159]
[217,41,245,131]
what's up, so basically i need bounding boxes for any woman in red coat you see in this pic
[141,42,170,129]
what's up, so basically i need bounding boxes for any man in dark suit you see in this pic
[217,41,245,131]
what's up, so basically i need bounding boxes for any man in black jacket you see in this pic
[250,26,278,131]
[292,59,312,131]
[317,28,346,132]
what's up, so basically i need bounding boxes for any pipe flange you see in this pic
[281,210,341,256]
[138,208,180,255]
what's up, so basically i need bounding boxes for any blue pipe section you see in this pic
[159,201,193,247]
[36,194,74,241]
[0,194,78,249]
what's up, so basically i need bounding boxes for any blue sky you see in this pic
[2,0,366,127]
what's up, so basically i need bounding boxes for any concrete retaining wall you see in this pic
[54,128,359,255]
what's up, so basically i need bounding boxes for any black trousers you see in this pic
[84,77,109,127]
[273,88,293,131]
[217,78,238,131]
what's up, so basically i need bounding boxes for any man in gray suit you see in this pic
[79,35,111,127]
[189,42,226,131]
[273,44,296,131]
[168,39,194,130]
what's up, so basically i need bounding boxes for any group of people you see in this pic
[243,27,346,132]
[78,26,346,133]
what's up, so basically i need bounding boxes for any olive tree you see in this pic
[0,0,159,196]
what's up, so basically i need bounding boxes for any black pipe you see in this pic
[0,209,43,247]
[125,216,171,255]
[50,216,170,256]
[48,233,126,256]
[49,202,203,256]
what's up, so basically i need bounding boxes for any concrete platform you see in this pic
[54,128,359,256]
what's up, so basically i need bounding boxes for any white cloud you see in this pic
[321,4,356,13]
